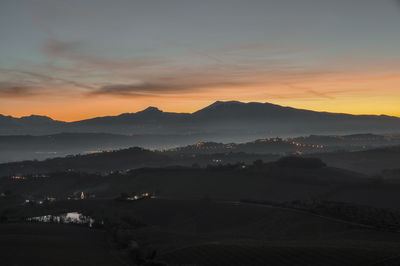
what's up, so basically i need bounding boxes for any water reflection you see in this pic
[27,212,95,227]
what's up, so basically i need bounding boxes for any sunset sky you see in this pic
[1,0,400,121]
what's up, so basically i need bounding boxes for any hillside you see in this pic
[0,159,384,205]
[1,132,399,164]
[310,146,400,175]
[170,134,400,155]
[0,133,203,163]
[2,143,400,177]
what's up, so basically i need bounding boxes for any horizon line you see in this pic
[1,100,399,123]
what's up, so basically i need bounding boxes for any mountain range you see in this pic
[1,101,400,141]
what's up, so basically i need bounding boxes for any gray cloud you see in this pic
[0,83,38,98]
[87,61,350,99]
[90,79,249,97]
[92,83,185,96]
[42,38,168,71]
[43,38,81,56]
[0,68,95,96]
[16,70,95,90]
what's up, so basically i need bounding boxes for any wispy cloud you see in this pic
[91,83,185,96]
[0,68,94,97]
[2,35,395,101]
[0,83,39,98]
[43,38,167,71]
[90,78,253,97]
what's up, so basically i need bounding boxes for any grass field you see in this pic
[74,198,400,265]
[159,242,399,266]
[3,198,400,266]
[0,223,124,266]
[127,199,400,266]
[3,161,400,266]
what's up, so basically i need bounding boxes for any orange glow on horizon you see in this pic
[2,96,400,122]
[1,72,399,122]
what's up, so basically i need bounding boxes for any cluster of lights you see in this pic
[127,192,152,201]
[11,175,26,180]
[290,141,324,148]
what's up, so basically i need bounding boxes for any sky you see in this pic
[0,0,400,121]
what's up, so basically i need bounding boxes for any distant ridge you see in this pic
[1,101,399,138]
[2,101,399,123]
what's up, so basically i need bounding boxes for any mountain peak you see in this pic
[140,106,162,113]
[19,115,54,122]
[210,100,243,106]
[199,101,244,111]
[195,100,281,115]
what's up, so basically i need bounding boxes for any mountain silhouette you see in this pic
[1,101,399,140]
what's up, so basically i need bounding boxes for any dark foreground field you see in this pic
[108,199,400,266]
[0,223,123,266]
[3,157,400,265]
[4,198,400,266]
